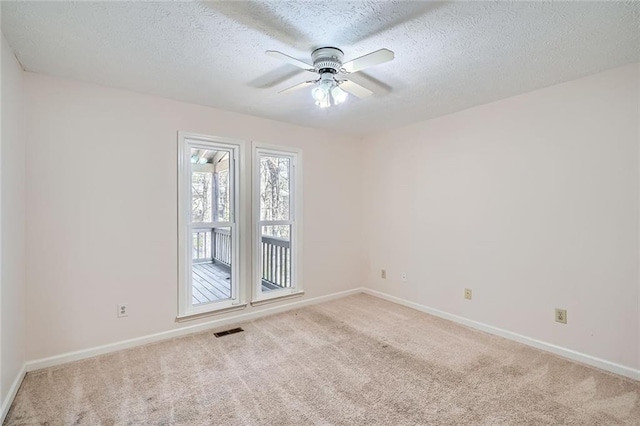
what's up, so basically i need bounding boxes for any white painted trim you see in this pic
[25,288,364,373]
[177,132,246,317]
[1,363,26,423]
[176,303,248,322]
[251,290,304,306]
[363,288,640,381]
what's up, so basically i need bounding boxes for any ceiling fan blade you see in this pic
[339,80,374,99]
[342,48,394,73]
[346,72,392,93]
[278,81,315,94]
[266,50,313,71]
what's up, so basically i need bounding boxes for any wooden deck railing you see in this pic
[212,228,231,267]
[192,228,212,262]
[261,235,291,289]
[192,228,291,289]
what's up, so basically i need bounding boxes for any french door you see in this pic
[178,134,302,317]
[178,133,243,318]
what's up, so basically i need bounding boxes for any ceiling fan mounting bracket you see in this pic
[311,47,344,74]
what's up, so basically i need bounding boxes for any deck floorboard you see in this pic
[191,262,283,305]
[192,263,230,305]
[195,264,231,295]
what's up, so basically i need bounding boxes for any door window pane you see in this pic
[259,155,290,221]
[191,148,232,223]
[181,139,239,317]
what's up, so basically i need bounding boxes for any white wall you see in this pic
[362,63,640,370]
[17,59,640,373]
[1,34,26,400]
[24,73,364,360]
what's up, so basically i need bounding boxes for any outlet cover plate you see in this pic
[381,269,386,279]
[555,308,567,324]
[464,289,472,300]
[118,304,128,318]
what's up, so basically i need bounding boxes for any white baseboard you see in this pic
[363,288,640,381]
[25,287,365,372]
[1,363,26,424]
[16,284,638,420]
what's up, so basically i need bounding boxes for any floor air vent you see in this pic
[214,327,244,338]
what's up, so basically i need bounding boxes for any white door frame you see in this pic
[177,132,246,318]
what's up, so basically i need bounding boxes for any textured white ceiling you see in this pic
[2,1,639,135]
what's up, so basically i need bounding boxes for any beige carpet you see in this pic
[5,294,640,425]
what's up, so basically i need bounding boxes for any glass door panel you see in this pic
[188,146,235,308]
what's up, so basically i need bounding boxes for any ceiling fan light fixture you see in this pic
[312,73,335,105]
[311,85,327,102]
[316,97,331,108]
[331,85,348,104]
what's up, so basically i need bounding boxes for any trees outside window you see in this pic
[191,172,213,223]
[259,156,290,238]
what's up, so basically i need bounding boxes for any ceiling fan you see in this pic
[265,47,394,108]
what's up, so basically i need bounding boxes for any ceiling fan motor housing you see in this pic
[311,47,344,74]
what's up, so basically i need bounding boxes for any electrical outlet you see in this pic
[381,269,387,279]
[117,304,128,318]
[555,308,567,324]
[464,289,472,300]
[401,272,407,282]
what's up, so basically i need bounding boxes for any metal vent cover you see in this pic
[214,327,244,338]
